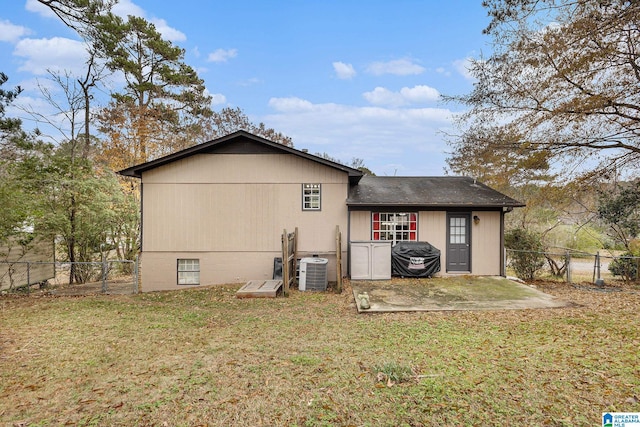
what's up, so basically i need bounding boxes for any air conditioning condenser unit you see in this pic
[299,257,328,291]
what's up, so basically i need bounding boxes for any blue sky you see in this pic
[1,0,492,176]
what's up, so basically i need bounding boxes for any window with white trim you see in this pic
[372,212,417,245]
[449,216,467,244]
[302,183,321,211]
[177,259,200,285]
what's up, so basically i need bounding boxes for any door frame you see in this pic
[446,212,471,272]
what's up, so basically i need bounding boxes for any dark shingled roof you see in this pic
[347,176,524,208]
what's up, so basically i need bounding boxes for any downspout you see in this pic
[347,208,351,278]
[139,182,144,252]
[138,181,144,293]
[500,209,505,276]
[500,207,513,277]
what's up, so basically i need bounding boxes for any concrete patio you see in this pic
[351,276,573,313]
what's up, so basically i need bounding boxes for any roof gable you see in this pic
[347,176,524,208]
[118,130,364,183]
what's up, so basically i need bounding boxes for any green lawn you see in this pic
[1,281,639,426]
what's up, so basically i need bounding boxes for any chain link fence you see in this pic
[0,259,138,295]
[506,249,640,284]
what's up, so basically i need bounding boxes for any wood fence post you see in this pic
[565,250,571,283]
[282,229,289,297]
[335,225,342,293]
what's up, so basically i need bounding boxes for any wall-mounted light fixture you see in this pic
[473,215,480,225]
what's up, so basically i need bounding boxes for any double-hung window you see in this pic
[372,212,417,245]
[302,183,321,211]
[177,259,200,285]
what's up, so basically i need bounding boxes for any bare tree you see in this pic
[201,107,293,147]
[448,1,640,183]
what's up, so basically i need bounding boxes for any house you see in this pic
[119,131,524,292]
[0,236,55,291]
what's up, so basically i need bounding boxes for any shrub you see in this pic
[505,228,546,280]
[609,253,639,282]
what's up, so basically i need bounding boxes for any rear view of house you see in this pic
[119,131,523,292]
[347,176,524,276]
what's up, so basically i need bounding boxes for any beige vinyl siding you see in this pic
[418,211,446,249]
[348,210,447,277]
[140,153,349,290]
[138,151,508,290]
[349,211,371,241]
[141,250,344,292]
[418,211,446,274]
[349,210,447,245]
[347,209,503,277]
[143,181,347,252]
[143,154,349,252]
[143,154,349,184]
[470,210,502,275]
[141,252,277,292]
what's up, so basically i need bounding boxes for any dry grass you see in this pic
[1,279,639,426]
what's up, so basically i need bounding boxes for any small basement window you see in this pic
[302,183,321,211]
[177,259,200,285]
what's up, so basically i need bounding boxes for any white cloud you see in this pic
[366,59,425,76]
[27,0,187,42]
[435,66,451,77]
[363,85,440,107]
[10,93,56,113]
[210,93,227,105]
[400,85,440,103]
[201,88,227,106]
[0,20,32,43]
[112,0,186,42]
[112,0,146,19]
[14,77,58,94]
[14,37,88,75]
[263,97,455,176]
[208,48,238,63]
[453,57,474,80]
[268,97,314,112]
[363,87,403,106]
[150,18,186,42]
[332,61,356,79]
[25,0,57,18]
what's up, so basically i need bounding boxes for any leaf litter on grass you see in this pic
[0,280,639,426]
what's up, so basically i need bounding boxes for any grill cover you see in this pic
[391,241,441,277]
